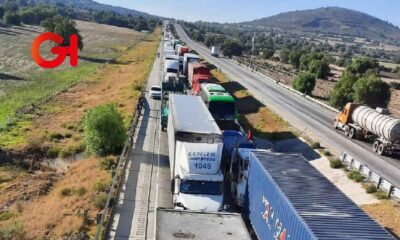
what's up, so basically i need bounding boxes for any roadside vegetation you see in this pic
[0,18,160,238]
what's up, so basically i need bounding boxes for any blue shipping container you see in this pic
[246,152,394,240]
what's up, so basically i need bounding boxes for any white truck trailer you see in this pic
[211,46,221,57]
[156,208,251,240]
[167,94,224,212]
[183,53,200,76]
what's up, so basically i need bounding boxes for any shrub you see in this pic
[76,187,87,197]
[374,190,389,200]
[84,104,126,156]
[365,184,377,194]
[94,181,109,193]
[64,133,72,138]
[60,187,73,197]
[323,150,332,156]
[49,132,64,141]
[0,221,23,240]
[0,211,15,221]
[292,72,316,95]
[99,156,117,170]
[47,145,61,158]
[133,84,143,91]
[4,13,21,25]
[348,170,365,182]
[310,142,321,149]
[94,193,108,210]
[329,159,343,169]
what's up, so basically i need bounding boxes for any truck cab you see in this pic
[229,148,270,207]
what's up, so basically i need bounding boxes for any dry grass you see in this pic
[362,201,400,238]
[18,157,109,239]
[6,27,160,155]
[210,69,296,141]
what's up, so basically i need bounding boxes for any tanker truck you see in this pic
[334,103,400,156]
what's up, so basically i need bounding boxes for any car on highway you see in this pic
[149,85,162,99]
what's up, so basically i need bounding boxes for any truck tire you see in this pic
[348,128,356,139]
[344,126,350,136]
[161,126,166,132]
[377,144,385,156]
[372,141,379,152]
[333,120,338,129]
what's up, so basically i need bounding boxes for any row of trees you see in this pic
[0,1,161,32]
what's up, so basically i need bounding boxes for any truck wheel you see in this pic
[344,126,350,136]
[372,141,379,152]
[377,144,385,156]
[333,120,338,129]
[161,126,165,132]
[348,128,355,139]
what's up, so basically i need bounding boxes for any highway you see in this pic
[175,24,400,187]
[107,42,172,239]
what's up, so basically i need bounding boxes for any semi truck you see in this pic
[178,46,190,56]
[229,150,395,240]
[164,59,179,75]
[199,83,236,122]
[188,62,210,88]
[156,208,251,240]
[167,94,224,212]
[183,53,200,76]
[334,103,400,156]
[192,74,212,95]
[211,46,220,57]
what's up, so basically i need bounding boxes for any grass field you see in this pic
[0,22,161,238]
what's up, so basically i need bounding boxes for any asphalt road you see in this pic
[175,24,400,187]
[108,42,172,240]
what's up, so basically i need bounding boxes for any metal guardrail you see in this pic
[94,92,145,239]
[341,152,400,199]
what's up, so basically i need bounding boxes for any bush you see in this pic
[0,221,23,240]
[94,193,108,210]
[374,190,389,200]
[323,150,332,157]
[64,133,72,138]
[293,72,316,95]
[310,142,321,149]
[94,181,109,193]
[47,145,61,158]
[353,75,391,108]
[84,104,126,156]
[279,49,290,63]
[221,39,243,58]
[4,13,21,25]
[49,132,64,141]
[330,71,358,108]
[99,156,117,170]
[348,170,365,182]
[60,187,73,197]
[365,184,377,194]
[76,187,87,197]
[0,211,15,221]
[329,159,343,169]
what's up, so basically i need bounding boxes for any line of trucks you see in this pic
[156,22,395,240]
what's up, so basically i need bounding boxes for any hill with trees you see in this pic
[239,7,400,44]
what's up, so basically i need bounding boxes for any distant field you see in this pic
[0,20,145,127]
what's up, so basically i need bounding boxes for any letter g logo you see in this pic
[32,32,78,69]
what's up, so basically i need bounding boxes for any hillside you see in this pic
[0,0,154,17]
[239,7,400,42]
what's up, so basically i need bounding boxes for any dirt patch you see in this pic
[362,201,400,239]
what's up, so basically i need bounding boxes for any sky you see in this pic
[96,0,400,26]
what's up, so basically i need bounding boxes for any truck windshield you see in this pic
[180,180,222,195]
[167,68,178,74]
[209,101,235,120]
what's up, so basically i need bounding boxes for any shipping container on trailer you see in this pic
[246,151,395,240]
[156,208,251,240]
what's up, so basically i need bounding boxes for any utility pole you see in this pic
[250,32,256,69]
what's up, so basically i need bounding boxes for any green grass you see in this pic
[0,63,100,148]
[0,63,99,127]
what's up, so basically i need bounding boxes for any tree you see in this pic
[221,39,243,58]
[330,71,358,108]
[0,6,4,19]
[262,48,275,59]
[4,13,21,25]
[353,75,391,108]
[292,72,316,95]
[309,59,330,79]
[41,15,83,50]
[346,57,379,75]
[394,55,400,64]
[84,104,126,156]
[289,49,303,69]
[280,48,290,63]
[3,1,19,12]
